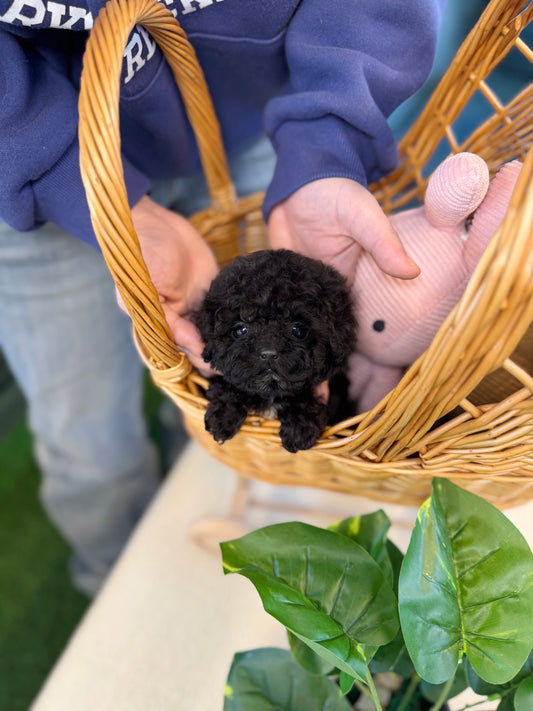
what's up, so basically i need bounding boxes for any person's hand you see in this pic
[268,177,420,285]
[128,195,219,371]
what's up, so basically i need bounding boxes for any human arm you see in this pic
[1,23,218,372]
[264,0,446,281]
[0,26,215,371]
[0,25,150,247]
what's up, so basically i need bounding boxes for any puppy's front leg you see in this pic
[277,393,328,453]
[205,376,249,444]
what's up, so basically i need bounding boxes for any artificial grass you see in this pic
[0,417,90,711]
[0,375,168,711]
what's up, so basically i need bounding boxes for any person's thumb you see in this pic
[338,182,420,279]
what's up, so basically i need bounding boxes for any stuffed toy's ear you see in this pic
[424,152,489,230]
[463,160,523,271]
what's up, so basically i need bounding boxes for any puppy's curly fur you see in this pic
[192,249,356,452]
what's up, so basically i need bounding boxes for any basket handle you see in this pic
[79,0,234,370]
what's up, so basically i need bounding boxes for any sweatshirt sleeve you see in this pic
[262,0,446,218]
[0,27,151,248]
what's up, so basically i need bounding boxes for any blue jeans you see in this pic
[0,134,275,596]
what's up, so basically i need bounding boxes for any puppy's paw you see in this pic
[278,397,328,452]
[205,401,247,444]
[279,420,322,453]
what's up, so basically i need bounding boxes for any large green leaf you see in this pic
[399,479,533,685]
[221,522,398,681]
[329,511,393,584]
[224,648,351,711]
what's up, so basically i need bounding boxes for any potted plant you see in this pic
[220,479,533,710]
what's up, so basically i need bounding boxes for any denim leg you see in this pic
[0,134,274,595]
[0,222,160,596]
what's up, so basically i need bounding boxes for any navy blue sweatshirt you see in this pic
[0,0,446,249]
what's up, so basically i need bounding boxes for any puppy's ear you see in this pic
[328,316,356,370]
[190,298,218,365]
[191,294,218,342]
[191,299,234,367]
[321,276,357,372]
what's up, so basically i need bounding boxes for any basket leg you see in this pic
[188,476,252,553]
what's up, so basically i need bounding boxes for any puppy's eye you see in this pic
[291,323,307,340]
[232,322,249,339]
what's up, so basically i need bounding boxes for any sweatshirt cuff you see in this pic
[262,114,398,219]
[34,140,152,250]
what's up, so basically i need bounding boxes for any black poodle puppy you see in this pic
[192,249,356,453]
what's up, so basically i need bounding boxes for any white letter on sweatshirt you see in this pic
[60,5,93,30]
[124,32,145,84]
[46,0,65,26]
[0,0,45,25]
[178,0,213,15]
[138,26,156,62]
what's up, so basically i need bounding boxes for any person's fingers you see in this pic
[115,286,128,314]
[337,182,420,279]
[172,316,203,357]
[171,316,215,374]
[267,206,295,251]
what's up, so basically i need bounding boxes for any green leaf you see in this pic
[287,629,334,676]
[514,678,533,711]
[329,511,393,584]
[386,540,405,595]
[370,540,415,677]
[369,628,415,678]
[224,648,351,711]
[497,692,516,711]
[399,479,533,685]
[338,671,355,695]
[466,654,532,697]
[221,522,399,682]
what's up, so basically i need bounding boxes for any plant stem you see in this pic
[429,675,455,711]
[353,678,373,700]
[456,698,494,711]
[396,674,421,711]
[365,667,383,711]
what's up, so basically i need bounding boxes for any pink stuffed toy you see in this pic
[348,152,523,413]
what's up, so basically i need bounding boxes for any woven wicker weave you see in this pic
[79,0,533,508]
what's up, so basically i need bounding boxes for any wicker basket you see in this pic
[79,0,533,508]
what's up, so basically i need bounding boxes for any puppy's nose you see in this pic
[260,349,278,361]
